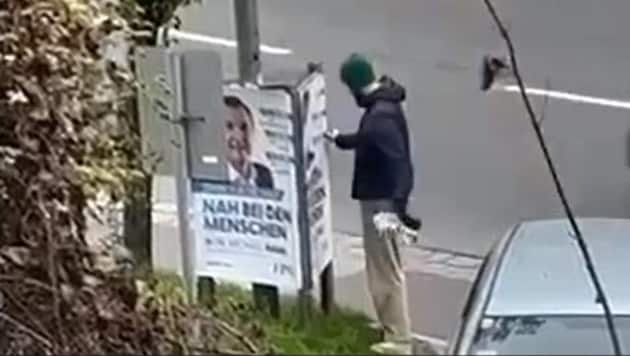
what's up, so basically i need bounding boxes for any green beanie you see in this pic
[340,53,375,92]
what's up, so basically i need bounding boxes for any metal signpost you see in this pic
[296,66,335,314]
[234,0,262,85]
[136,46,226,302]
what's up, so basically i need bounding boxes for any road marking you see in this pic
[497,85,630,110]
[167,29,293,55]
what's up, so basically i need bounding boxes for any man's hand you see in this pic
[373,211,419,246]
[324,129,339,143]
[373,212,401,238]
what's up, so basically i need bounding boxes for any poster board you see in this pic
[297,72,334,277]
[191,85,303,289]
[138,46,334,295]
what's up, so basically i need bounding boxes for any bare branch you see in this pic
[217,320,260,353]
[210,312,260,354]
[482,1,622,355]
[0,312,53,351]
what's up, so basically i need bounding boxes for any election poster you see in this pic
[298,72,334,276]
[191,85,302,289]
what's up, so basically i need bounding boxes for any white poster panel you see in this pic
[298,73,334,276]
[191,86,302,289]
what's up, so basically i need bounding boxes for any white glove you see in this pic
[324,128,339,142]
[372,212,402,244]
[373,212,418,246]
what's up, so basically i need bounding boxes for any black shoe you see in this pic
[400,213,422,232]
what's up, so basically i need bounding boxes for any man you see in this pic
[224,96,274,190]
[326,53,417,354]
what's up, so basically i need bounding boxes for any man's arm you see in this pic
[334,132,360,150]
[325,129,360,150]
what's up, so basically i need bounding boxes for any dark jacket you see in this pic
[335,76,414,209]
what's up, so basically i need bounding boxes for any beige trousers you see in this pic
[360,200,412,343]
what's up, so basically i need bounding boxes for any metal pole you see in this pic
[233,0,280,317]
[171,52,197,303]
[320,262,334,314]
[294,89,314,325]
[234,0,261,84]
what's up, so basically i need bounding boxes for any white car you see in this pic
[447,218,630,355]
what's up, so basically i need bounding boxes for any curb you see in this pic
[367,321,448,355]
[407,243,484,260]
[412,333,448,354]
[335,229,484,260]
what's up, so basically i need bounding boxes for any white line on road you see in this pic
[497,85,630,110]
[167,29,293,55]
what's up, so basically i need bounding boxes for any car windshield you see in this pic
[470,315,630,355]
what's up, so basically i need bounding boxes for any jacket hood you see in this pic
[356,75,406,108]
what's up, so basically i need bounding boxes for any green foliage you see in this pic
[122,0,202,45]
[132,0,197,27]
[0,1,220,353]
[0,0,140,207]
[213,282,380,355]
[144,268,188,304]
[266,304,379,355]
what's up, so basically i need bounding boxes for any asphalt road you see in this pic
[178,0,630,256]
[162,0,630,345]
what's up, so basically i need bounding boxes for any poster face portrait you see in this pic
[193,74,332,290]
[223,96,275,190]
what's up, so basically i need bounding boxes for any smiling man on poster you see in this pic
[224,95,275,190]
